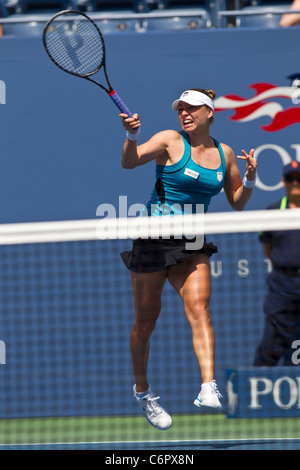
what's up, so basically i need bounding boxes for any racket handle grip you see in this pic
[109,90,133,118]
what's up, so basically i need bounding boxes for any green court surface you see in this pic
[0,414,299,447]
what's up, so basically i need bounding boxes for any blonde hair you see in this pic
[191,88,216,124]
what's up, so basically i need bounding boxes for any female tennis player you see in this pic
[119,88,257,430]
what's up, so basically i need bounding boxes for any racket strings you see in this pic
[44,13,104,76]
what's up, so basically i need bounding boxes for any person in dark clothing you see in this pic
[254,160,300,366]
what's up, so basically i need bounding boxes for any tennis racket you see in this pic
[43,10,133,117]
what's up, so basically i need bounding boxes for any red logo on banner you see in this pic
[214,82,300,132]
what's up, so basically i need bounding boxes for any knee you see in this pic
[132,316,158,337]
[185,301,211,326]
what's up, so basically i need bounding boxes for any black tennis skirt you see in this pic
[120,236,218,273]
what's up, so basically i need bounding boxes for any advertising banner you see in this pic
[227,364,300,418]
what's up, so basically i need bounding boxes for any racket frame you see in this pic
[43,10,134,117]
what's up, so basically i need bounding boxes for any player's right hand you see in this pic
[119,113,141,133]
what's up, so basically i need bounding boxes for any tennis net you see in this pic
[0,209,299,450]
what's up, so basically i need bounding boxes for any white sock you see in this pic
[135,386,151,398]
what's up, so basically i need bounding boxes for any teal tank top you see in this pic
[144,131,226,216]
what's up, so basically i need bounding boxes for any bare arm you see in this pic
[223,145,257,211]
[119,113,178,169]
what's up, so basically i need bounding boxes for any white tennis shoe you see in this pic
[133,385,172,431]
[194,380,223,409]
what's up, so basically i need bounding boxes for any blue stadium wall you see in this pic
[0,27,299,418]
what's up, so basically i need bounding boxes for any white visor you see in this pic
[172,90,214,112]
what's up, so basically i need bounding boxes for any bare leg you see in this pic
[130,270,167,392]
[168,254,215,383]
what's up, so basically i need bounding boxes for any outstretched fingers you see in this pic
[237,148,257,180]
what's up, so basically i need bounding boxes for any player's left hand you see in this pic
[237,148,257,181]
